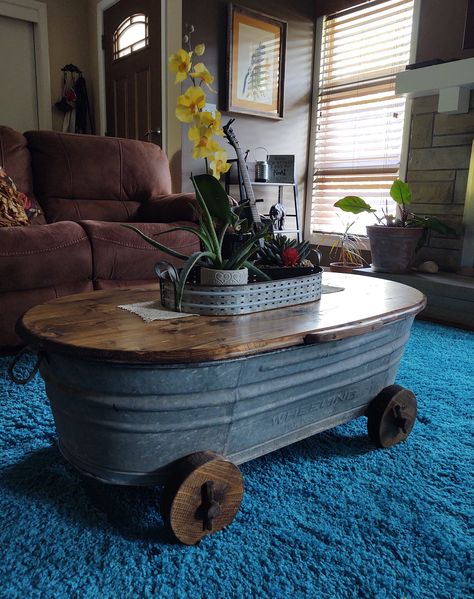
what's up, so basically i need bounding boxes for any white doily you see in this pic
[118,301,197,322]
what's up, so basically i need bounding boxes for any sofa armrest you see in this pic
[133,193,198,223]
[0,222,92,293]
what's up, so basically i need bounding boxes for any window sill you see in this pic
[309,231,371,251]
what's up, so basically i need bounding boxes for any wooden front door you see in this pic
[103,0,162,145]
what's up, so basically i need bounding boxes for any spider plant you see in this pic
[329,219,366,267]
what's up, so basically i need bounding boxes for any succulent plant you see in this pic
[257,235,311,267]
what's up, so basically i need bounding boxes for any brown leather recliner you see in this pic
[0,126,199,350]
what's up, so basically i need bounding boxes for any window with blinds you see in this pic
[311,0,414,236]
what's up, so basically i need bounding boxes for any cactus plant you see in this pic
[257,235,312,267]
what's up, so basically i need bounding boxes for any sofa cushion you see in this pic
[133,193,198,223]
[0,221,92,292]
[24,131,173,223]
[0,126,45,225]
[79,220,199,283]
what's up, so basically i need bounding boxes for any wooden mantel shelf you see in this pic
[395,57,474,114]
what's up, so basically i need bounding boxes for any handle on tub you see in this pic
[304,318,384,344]
[8,346,44,385]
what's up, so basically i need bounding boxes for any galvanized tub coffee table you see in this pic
[17,273,426,545]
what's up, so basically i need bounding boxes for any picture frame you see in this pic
[226,4,286,119]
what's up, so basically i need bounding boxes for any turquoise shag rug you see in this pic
[0,321,472,599]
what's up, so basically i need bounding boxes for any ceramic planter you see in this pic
[367,226,423,274]
[200,266,248,286]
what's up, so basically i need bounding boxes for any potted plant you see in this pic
[255,235,321,280]
[328,220,366,273]
[124,31,272,309]
[334,179,456,274]
[124,173,269,310]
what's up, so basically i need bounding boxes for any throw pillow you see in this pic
[0,167,42,227]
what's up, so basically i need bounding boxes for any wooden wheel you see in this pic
[367,384,417,448]
[160,451,244,545]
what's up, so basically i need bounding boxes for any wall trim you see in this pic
[96,0,182,164]
[0,0,52,129]
[460,142,474,270]
[303,15,323,244]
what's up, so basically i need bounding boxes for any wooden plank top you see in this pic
[17,273,426,364]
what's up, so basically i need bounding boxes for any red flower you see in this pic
[282,247,300,267]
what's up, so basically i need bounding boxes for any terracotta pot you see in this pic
[200,267,248,286]
[329,262,364,274]
[367,226,424,274]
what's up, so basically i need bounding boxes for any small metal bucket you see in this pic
[255,147,269,182]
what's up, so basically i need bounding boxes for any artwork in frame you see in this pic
[226,4,286,119]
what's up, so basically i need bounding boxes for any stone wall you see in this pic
[407,92,474,271]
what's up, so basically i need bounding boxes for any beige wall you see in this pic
[39,0,92,130]
[181,0,315,226]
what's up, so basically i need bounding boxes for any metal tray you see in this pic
[159,268,322,316]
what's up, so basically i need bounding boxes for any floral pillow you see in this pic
[0,167,42,227]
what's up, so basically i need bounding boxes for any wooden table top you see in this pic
[18,273,426,364]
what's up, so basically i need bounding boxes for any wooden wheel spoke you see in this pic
[160,452,244,545]
[367,385,417,448]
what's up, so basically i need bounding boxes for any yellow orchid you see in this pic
[168,49,192,84]
[196,110,223,135]
[209,150,231,180]
[194,43,205,56]
[175,87,206,123]
[190,63,216,92]
[188,126,220,159]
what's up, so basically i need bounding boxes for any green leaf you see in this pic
[408,215,457,235]
[121,225,190,261]
[243,260,272,281]
[193,173,234,224]
[175,250,215,311]
[334,196,375,214]
[153,225,209,247]
[191,175,220,258]
[390,179,412,205]
[224,227,269,270]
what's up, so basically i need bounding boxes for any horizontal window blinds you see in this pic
[312,0,414,235]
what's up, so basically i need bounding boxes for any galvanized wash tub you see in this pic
[38,315,412,485]
[16,274,426,543]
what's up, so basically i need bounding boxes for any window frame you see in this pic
[304,0,421,248]
[112,13,149,62]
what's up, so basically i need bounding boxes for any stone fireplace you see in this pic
[396,55,474,273]
[406,92,474,272]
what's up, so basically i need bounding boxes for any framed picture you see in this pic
[463,0,474,50]
[226,4,286,119]
[267,155,295,183]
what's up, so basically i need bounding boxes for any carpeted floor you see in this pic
[0,321,472,599]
